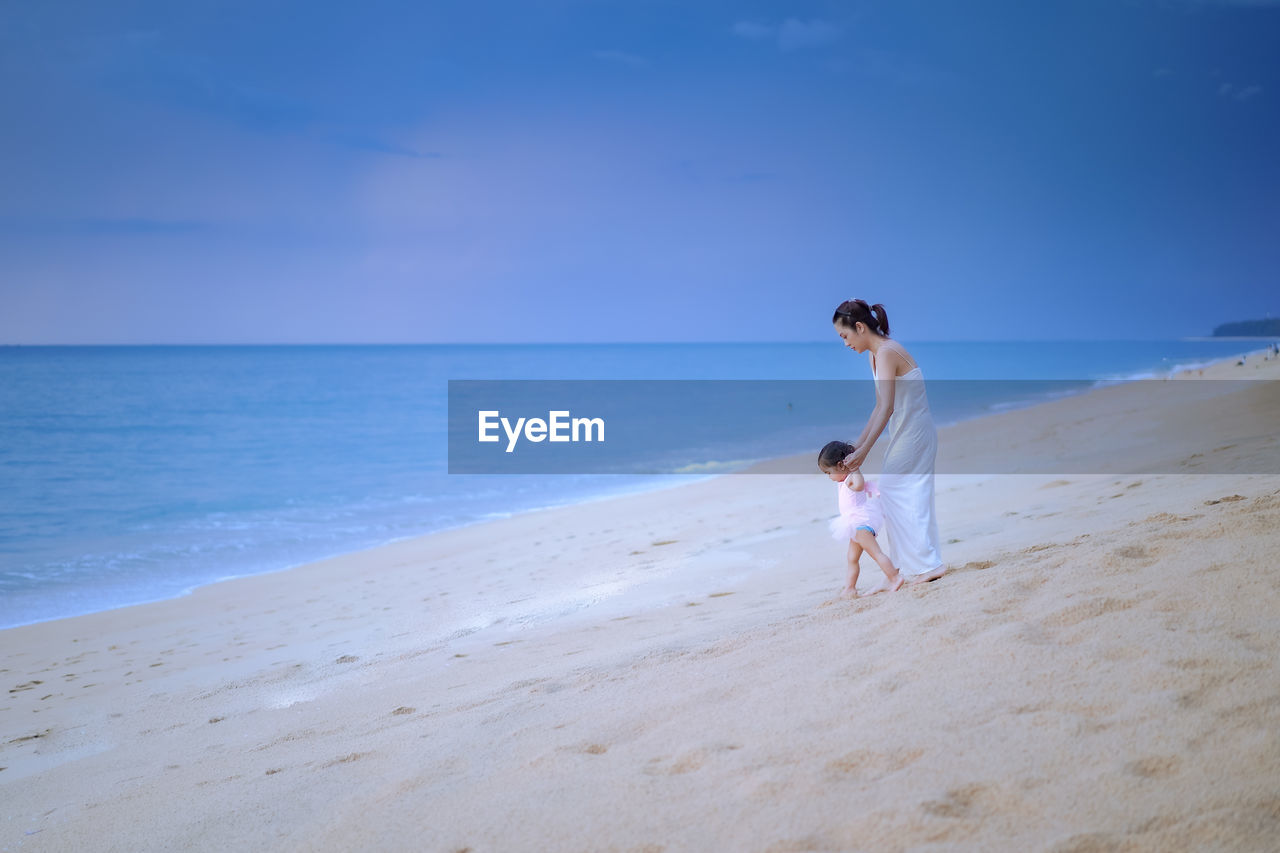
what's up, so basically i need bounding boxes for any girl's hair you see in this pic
[818,440,855,471]
[832,299,890,337]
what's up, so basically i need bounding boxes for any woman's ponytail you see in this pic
[870,303,890,337]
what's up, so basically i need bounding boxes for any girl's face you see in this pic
[834,321,869,353]
[823,464,848,482]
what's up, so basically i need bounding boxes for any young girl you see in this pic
[819,440,904,598]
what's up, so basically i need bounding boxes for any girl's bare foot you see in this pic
[906,568,946,584]
[864,575,905,595]
[840,586,859,599]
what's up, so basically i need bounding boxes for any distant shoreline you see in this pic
[1212,318,1280,337]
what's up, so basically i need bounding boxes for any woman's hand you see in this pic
[842,447,868,470]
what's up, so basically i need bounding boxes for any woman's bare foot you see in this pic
[840,586,859,600]
[863,574,905,595]
[906,568,946,584]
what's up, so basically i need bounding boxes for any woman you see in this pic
[833,299,945,583]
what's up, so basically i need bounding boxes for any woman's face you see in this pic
[835,321,867,353]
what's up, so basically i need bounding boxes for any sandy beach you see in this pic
[3,351,1279,852]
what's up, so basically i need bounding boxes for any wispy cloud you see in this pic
[49,28,323,134]
[1218,82,1264,100]
[592,49,647,67]
[731,18,844,51]
[0,217,209,236]
[327,133,441,158]
[731,20,774,41]
[855,48,960,89]
[778,19,843,51]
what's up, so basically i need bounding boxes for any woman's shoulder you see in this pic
[872,342,919,376]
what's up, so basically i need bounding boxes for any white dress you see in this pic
[875,364,944,576]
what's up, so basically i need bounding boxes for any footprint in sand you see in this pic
[1050,831,1131,852]
[1139,512,1202,528]
[1022,543,1060,554]
[921,782,997,819]
[825,748,923,781]
[643,744,740,776]
[321,752,371,768]
[643,751,703,775]
[1176,673,1229,710]
[1042,596,1138,629]
[1166,657,1213,671]
[1125,755,1182,779]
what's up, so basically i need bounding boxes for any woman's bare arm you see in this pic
[845,349,901,468]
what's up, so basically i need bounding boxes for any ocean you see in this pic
[0,339,1265,629]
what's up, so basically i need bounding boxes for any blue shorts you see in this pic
[855,525,876,536]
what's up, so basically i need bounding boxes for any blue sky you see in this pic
[1,0,1277,343]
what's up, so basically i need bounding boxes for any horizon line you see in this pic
[2,337,1276,348]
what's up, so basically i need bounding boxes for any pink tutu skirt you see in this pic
[829,481,884,541]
